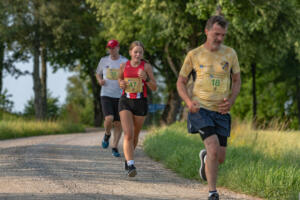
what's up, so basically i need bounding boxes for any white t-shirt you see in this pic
[96,55,128,98]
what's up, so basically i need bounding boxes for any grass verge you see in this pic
[143,121,300,199]
[0,119,85,140]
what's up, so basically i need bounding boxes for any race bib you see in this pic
[202,73,229,93]
[106,68,119,80]
[125,78,143,93]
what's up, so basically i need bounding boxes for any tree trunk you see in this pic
[0,41,4,94]
[160,88,182,125]
[161,44,182,125]
[88,66,103,127]
[164,43,178,77]
[33,19,42,119]
[32,2,43,120]
[41,47,47,119]
[251,62,257,125]
[33,48,42,119]
[296,76,300,129]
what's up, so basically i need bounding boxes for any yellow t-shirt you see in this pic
[179,44,240,112]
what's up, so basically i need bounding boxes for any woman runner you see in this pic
[118,41,157,177]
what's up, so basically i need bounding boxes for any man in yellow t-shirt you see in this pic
[177,15,241,200]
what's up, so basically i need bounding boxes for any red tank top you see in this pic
[122,60,147,99]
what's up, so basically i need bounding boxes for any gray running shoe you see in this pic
[199,149,207,181]
[208,192,219,200]
[127,165,137,177]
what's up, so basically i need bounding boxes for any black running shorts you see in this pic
[198,126,228,147]
[118,95,148,116]
[101,96,120,121]
[188,108,231,147]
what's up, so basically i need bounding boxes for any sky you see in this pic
[3,61,74,113]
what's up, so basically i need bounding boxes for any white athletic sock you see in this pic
[204,155,207,163]
[127,160,135,166]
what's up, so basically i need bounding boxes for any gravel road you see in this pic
[0,130,262,200]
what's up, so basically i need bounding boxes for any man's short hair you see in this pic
[205,15,228,30]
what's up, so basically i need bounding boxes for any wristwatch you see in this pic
[145,76,150,83]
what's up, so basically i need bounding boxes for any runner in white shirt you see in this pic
[96,39,128,157]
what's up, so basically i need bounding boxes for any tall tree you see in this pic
[7,0,54,119]
[6,0,103,124]
[43,1,106,126]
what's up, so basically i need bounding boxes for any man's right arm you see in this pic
[95,59,105,86]
[177,75,199,113]
[96,73,105,86]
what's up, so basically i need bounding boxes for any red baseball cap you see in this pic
[106,39,119,48]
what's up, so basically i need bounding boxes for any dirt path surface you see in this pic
[0,130,262,200]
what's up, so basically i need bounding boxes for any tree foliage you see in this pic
[41,0,106,126]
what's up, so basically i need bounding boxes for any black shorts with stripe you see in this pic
[118,95,148,116]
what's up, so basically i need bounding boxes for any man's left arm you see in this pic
[218,72,241,114]
[229,72,241,106]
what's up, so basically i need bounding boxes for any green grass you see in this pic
[143,121,300,200]
[0,111,85,140]
[0,109,22,121]
[0,120,85,140]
